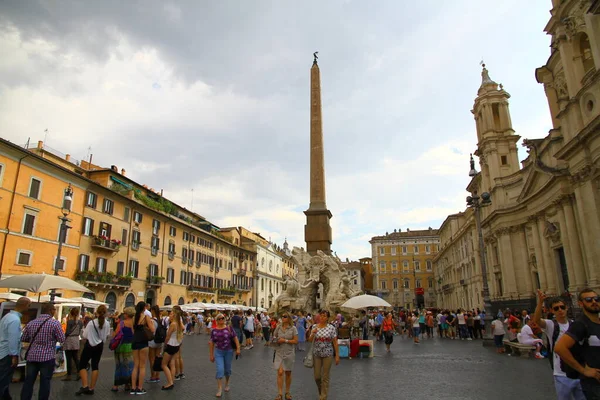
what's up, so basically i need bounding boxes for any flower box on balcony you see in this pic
[91,237,120,252]
[187,285,215,294]
[146,276,164,286]
[218,288,236,297]
[76,270,131,289]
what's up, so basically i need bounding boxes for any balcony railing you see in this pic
[234,285,251,292]
[218,288,236,297]
[146,276,164,287]
[187,285,216,294]
[76,270,131,289]
[236,267,247,276]
[91,237,121,253]
[151,247,159,256]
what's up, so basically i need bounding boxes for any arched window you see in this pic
[393,279,398,289]
[232,301,236,305]
[202,299,207,303]
[243,301,247,306]
[416,279,422,288]
[192,298,198,303]
[178,297,185,305]
[404,278,410,289]
[125,293,135,307]
[164,296,172,306]
[105,292,117,310]
[83,292,95,300]
[223,300,228,304]
[211,299,215,304]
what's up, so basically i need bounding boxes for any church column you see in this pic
[558,199,587,290]
[529,218,548,289]
[573,181,600,286]
[497,230,518,297]
[537,217,558,294]
[517,226,533,298]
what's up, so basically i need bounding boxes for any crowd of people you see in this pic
[0,287,598,400]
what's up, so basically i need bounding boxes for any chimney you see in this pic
[37,141,43,149]
[121,168,126,176]
[65,154,71,162]
[111,165,118,172]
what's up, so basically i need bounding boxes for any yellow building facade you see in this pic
[0,139,256,310]
[370,229,439,309]
[434,0,600,312]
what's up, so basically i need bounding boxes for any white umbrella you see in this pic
[341,294,392,310]
[0,273,92,294]
[0,293,23,301]
[66,297,109,308]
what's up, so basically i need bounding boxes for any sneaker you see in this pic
[535,353,545,359]
[248,345,254,349]
[179,373,186,379]
[130,388,138,395]
[136,388,147,395]
[174,375,181,381]
[145,378,160,383]
[75,387,87,396]
[467,338,473,341]
[83,389,94,395]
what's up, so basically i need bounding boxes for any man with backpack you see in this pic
[555,288,600,399]
[533,289,585,400]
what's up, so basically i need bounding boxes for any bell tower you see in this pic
[472,64,520,191]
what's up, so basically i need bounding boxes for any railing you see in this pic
[76,271,131,288]
[234,285,251,292]
[187,285,216,293]
[91,237,120,252]
[236,267,247,276]
[146,276,163,287]
[218,288,236,297]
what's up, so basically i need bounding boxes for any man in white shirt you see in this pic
[144,303,152,318]
[533,289,585,400]
[457,310,467,340]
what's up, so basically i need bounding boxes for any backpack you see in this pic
[559,317,590,379]
[153,318,168,344]
[548,319,573,371]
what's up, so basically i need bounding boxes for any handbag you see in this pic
[303,340,314,368]
[109,321,124,351]
[142,317,155,341]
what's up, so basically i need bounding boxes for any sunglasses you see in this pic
[282,315,289,318]
[583,296,600,303]
[216,317,225,321]
[552,305,566,311]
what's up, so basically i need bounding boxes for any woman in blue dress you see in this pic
[295,311,307,351]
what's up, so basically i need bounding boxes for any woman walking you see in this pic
[147,305,162,384]
[380,312,397,352]
[75,305,110,395]
[131,301,155,395]
[112,307,134,392]
[411,312,421,344]
[243,310,255,349]
[209,313,241,397]
[273,313,298,400]
[295,311,307,352]
[160,308,185,390]
[308,310,340,400]
[62,307,83,381]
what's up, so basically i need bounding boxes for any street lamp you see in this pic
[50,184,73,303]
[466,154,493,344]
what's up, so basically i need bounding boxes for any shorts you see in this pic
[132,341,148,351]
[494,334,504,348]
[244,329,254,339]
[412,327,420,337]
[78,341,103,371]
[165,345,180,356]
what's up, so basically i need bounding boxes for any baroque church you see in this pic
[434,0,600,312]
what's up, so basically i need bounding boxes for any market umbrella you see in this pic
[63,297,108,308]
[0,273,92,294]
[341,294,392,310]
[0,292,23,301]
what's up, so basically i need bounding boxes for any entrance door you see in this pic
[555,247,569,293]
[146,290,155,306]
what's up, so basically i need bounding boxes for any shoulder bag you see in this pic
[142,316,155,341]
[109,321,124,351]
[24,316,53,360]
[303,326,316,368]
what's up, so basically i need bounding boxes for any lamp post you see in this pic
[466,154,493,343]
[50,184,73,303]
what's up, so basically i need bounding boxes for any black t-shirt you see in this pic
[231,315,242,329]
[566,314,600,376]
[446,315,455,325]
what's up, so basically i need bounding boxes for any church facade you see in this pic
[434,0,600,312]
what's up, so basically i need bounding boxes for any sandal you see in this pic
[224,385,230,392]
[285,393,292,400]
[275,396,283,400]
[216,389,222,398]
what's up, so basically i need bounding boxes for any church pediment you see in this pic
[517,167,551,202]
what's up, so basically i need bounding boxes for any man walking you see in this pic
[555,288,600,399]
[533,289,585,400]
[0,297,31,400]
[20,302,65,400]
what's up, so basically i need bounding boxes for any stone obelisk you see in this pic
[304,52,332,255]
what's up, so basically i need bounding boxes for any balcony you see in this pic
[168,252,175,261]
[234,284,251,292]
[187,285,216,294]
[91,237,121,253]
[236,267,247,276]
[76,271,131,290]
[146,276,164,288]
[218,288,236,297]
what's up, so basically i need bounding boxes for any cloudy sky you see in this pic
[0,1,554,260]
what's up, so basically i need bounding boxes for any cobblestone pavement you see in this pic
[7,334,554,400]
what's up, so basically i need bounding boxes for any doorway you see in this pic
[146,290,156,306]
[555,247,569,293]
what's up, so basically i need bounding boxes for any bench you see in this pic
[503,340,536,358]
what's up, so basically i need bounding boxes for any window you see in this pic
[413,245,419,254]
[164,296,172,306]
[166,268,174,284]
[393,279,398,289]
[151,236,160,256]
[392,261,398,270]
[128,260,139,278]
[415,261,421,271]
[78,254,90,272]
[402,246,407,255]
[426,260,432,271]
[379,261,385,272]
[261,278,264,292]
[99,222,112,239]
[180,270,187,285]
[96,257,107,273]
[190,234,195,243]
[86,192,97,208]
[170,226,176,237]
[105,292,117,310]
[168,242,176,258]
[133,211,143,224]
[116,261,125,276]
[81,217,94,236]
[182,247,188,263]
[103,198,114,215]
[149,263,159,277]
[152,219,160,235]
[188,250,194,265]
[0,163,4,186]
[380,280,386,290]
[426,245,431,254]
[132,231,141,250]
[123,207,130,222]
[53,256,66,271]
[125,293,135,308]
[391,247,396,256]
[379,247,385,256]
[183,232,189,242]
[22,212,36,235]
[57,222,68,243]
[404,279,410,289]
[403,260,409,271]
[428,278,434,288]
[416,279,422,288]
[501,155,507,165]
[29,178,41,199]
[16,250,32,266]
[121,229,128,246]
